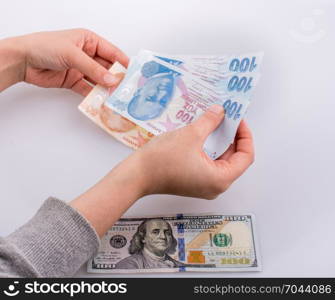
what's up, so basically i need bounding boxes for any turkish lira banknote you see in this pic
[88,213,260,273]
[79,63,154,149]
[79,50,263,159]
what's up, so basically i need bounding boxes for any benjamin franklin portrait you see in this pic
[115,219,184,269]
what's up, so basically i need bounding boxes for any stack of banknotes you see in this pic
[79,50,263,159]
[88,213,260,273]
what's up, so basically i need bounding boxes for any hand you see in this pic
[132,105,255,199]
[71,104,254,236]
[17,28,129,95]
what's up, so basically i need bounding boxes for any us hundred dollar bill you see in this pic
[88,214,261,273]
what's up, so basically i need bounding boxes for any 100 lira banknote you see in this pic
[79,50,263,158]
[79,63,154,149]
[88,213,261,273]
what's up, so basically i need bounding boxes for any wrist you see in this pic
[70,153,149,237]
[106,152,150,199]
[0,36,27,90]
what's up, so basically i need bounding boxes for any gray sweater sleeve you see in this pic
[0,197,100,278]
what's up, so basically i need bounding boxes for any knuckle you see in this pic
[75,28,90,35]
[75,28,96,41]
[92,64,104,77]
[206,111,222,123]
[62,51,75,68]
[83,42,97,57]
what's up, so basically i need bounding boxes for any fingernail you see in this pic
[208,104,224,115]
[104,73,119,85]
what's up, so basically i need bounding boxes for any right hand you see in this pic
[14,28,128,96]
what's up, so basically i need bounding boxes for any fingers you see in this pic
[191,104,224,142]
[234,120,254,156]
[216,142,236,161]
[96,35,129,68]
[94,56,113,69]
[67,47,120,88]
[82,56,113,85]
[224,120,255,180]
[71,79,93,96]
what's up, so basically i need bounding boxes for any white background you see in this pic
[0,0,334,277]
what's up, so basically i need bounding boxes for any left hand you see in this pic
[17,28,129,96]
[71,105,254,236]
[131,105,255,199]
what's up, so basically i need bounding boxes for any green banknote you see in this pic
[88,213,261,273]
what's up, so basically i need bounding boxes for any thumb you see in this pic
[67,47,120,87]
[192,104,225,140]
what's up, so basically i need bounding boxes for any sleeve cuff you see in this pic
[6,197,100,277]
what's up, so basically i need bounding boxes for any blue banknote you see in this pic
[105,50,263,159]
[105,53,224,136]
[147,51,263,159]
